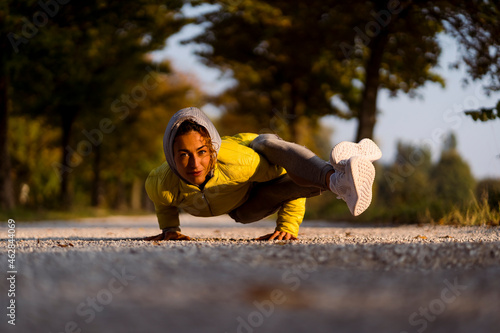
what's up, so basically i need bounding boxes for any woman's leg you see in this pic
[250,134,333,189]
[229,174,321,223]
[250,133,377,217]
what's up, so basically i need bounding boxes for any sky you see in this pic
[151,5,500,180]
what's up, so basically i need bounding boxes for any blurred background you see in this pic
[1,0,499,224]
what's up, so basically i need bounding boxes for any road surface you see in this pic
[1,215,500,333]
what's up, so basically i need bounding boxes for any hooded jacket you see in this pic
[145,107,306,237]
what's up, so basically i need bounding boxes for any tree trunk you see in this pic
[356,30,389,142]
[113,178,128,210]
[60,110,77,209]
[0,13,15,210]
[131,177,142,211]
[91,144,102,207]
[0,73,15,211]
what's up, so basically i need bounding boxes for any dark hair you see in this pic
[174,120,217,172]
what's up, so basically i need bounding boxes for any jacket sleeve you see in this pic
[153,203,180,230]
[145,166,180,230]
[275,198,306,237]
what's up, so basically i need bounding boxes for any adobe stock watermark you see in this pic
[339,0,403,59]
[51,64,166,181]
[384,84,489,192]
[49,267,135,333]
[229,253,322,333]
[6,219,17,326]
[400,277,468,333]
[8,0,71,54]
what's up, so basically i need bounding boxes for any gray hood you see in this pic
[163,107,221,180]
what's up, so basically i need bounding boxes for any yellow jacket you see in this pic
[145,133,306,237]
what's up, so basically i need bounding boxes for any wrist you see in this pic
[162,227,181,233]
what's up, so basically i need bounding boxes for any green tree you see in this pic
[5,65,205,211]
[347,0,499,139]
[334,0,445,141]
[430,132,476,209]
[8,116,61,208]
[3,0,186,208]
[188,0,360,146]
[188,1,500,143]
[440,2,500,122]
[376,141,433,221]
[476,178,500,210]
[0,3,16,209]
[187,0,445,143]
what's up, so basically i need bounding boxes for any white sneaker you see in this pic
[330,138,382,172]
[329,156,375,216]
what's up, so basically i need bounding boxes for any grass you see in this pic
[367,197,500,226]
[305,191,500,226]
[0,206,154,222]
[430,197,500,226]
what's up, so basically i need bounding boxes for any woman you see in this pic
[145,107,381,241]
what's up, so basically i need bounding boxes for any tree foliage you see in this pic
[427,1,500,121]
[431,151,476,207]
[2,0,187,208]
[375,132,476,222]
[476,178,500,210]
[465,101,500,121]
[378,142,433,208]
[8,116,61,208]
[187,0,500,137]
[189,0,359,146]
[6,66,205,210]
[187,0,447,142]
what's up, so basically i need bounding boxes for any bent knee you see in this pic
[250,133,282,153]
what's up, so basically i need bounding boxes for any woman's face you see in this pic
[173,130,212,185]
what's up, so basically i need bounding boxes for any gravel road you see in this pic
[1,214,500,333]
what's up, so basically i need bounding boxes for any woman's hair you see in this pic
[175,120,217,172]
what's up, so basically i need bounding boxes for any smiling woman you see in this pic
[173,120,216,186]
[144,107,381,241]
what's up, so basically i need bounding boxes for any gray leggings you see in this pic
[229,134,334,223]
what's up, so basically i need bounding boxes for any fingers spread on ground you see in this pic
[255,233,273,240]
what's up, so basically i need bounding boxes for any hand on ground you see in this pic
[144,231,191,241]
[256,230,297,241]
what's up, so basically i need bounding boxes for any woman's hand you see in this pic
[255,230,297,241]
[144,231,191,241]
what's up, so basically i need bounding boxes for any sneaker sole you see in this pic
[331,138,382,168]
[347,156,375,216]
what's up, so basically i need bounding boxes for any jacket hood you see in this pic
[163,107,221,180]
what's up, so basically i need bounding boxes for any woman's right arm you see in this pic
[143,204,191,241]
[144,166,191,240]
[152,203,189,240]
